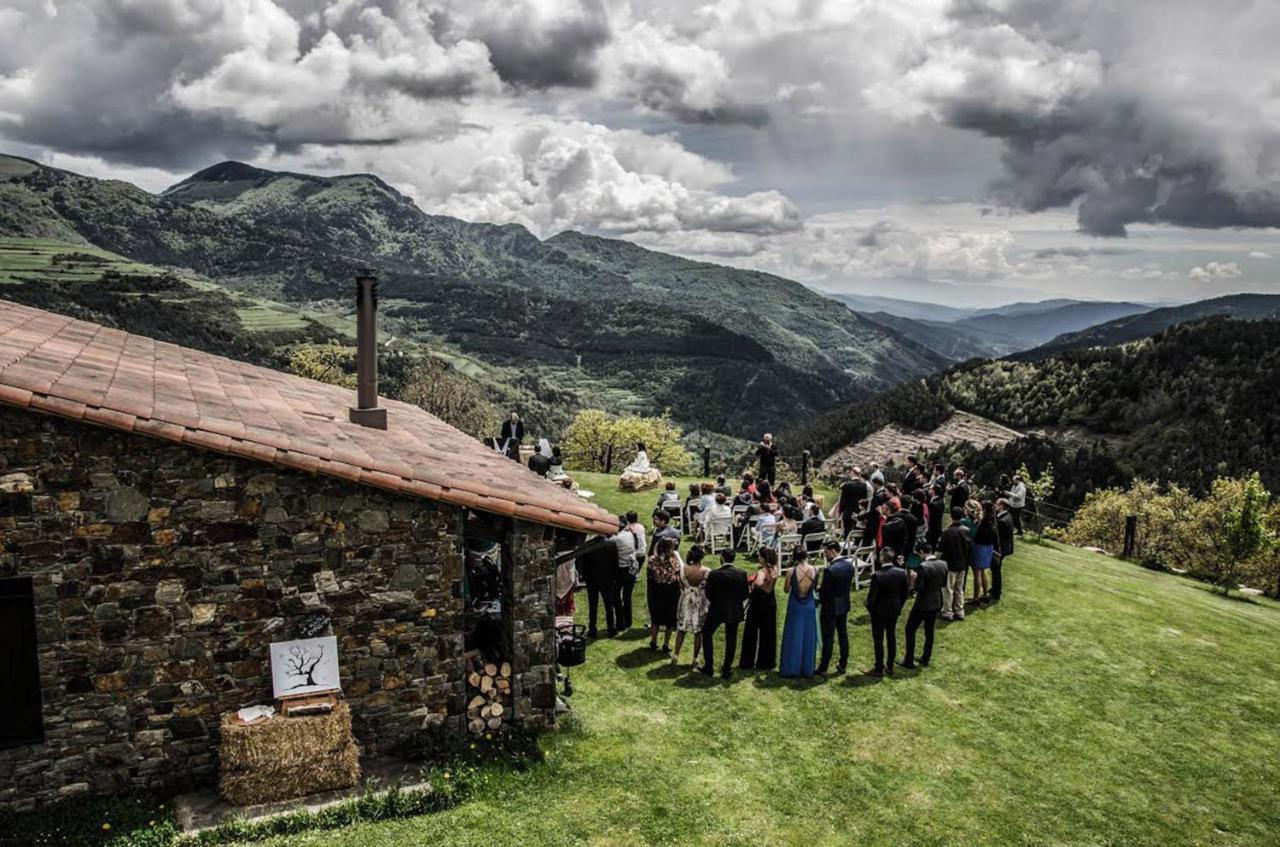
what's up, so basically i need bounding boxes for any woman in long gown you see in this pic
[740,547,780,671]
[778,547,819,678]
[647,537,682,652]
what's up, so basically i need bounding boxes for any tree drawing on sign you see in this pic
[285,643,326,689]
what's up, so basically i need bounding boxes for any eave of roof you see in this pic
[0,300,619,537]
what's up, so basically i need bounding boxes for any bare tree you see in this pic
[284,644,326,689]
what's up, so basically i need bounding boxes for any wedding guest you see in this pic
[647,537,682,652]
[902,544,948,669]
[701,550,750,679]
[865,548,908,677]
[940,508,972,621]
[778,548,819,679]
[612,518,640,630]
[740,547,780,671]
[972,501,997,605]
[816,540,854,676]
[582,532,616,637]
[673,546,710,666]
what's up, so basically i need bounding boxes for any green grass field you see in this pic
[0,237,159,283]
[236,471,1280,847]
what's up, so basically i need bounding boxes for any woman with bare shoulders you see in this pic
[778,547,819,678]
[740,547,780,671]
[672,546,710,665]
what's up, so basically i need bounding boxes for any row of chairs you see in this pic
[664,503,882,591]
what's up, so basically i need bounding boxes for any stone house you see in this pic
[0,298,615,811]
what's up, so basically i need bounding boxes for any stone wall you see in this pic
[0,407,558,811]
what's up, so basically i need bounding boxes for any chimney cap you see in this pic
[356,268,378,281]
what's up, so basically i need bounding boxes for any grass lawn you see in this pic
[234,471,1280,846]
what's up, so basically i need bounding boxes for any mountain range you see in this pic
[1020,293,1280,359]
[827,291,1154,361]
[0,154,947,441]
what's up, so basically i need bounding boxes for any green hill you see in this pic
[789,317,1280,501]
[0,153,948,439]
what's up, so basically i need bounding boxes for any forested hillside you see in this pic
[790,317,1280,502]
[0,154,946,440]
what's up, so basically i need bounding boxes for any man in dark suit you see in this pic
[799,504,826,550]
[880,502,912,563]
[927,488,945,546]
[903,544,948,668]
[993,498,1016,602]
[837,469,869,538]
[817,540,855,675]
[940,508,972,621]
[864,550,908,676]
[701,550,750,679]
[580,532,617,637]
[949,469,971,513]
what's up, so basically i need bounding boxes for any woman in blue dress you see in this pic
[778,547,819,678]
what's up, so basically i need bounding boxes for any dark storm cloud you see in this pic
[926,0,1280,236]
[478,11,611,89]
[627,67,770,128]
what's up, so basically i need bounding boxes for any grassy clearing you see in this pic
[0,237,159,283]
[233,471,1280,847]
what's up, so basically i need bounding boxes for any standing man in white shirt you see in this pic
[1007,474,1028,535]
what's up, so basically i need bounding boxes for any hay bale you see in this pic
[218,702,361,806]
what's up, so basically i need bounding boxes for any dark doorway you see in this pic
[0,577,43,748]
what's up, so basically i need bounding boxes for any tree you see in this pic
[285,644,326,689]
[562,410,692,474]
[287,343,356,388]
[1207,473,1275,595]
[399,358,501,439]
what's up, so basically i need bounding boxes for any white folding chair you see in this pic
[776,533,802,567]
[802,532,827,555]
[707,514,734,554]
[731,505,751,549]
[851,545,877,591]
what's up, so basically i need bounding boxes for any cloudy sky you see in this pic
[2,0,1278,306]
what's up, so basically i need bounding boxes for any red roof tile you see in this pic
[0,300,618,536]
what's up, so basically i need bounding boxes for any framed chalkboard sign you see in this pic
[296,612,331,639]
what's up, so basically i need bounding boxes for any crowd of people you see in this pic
[558,443,1024,681]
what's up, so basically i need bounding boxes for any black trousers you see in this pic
[740,591,777,670]
[702,613,740,675]
[1011,507,1024,534]
[760,465,776,486]
[614,570,636,629]
[990,553,1003,600]
[818,605,849,671]
[586,578,616,636]
[870,611,900,672]
[904,606,938,664]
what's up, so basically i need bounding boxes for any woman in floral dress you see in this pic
[672,545,710,666]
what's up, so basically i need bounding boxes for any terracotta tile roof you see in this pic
[0,300,618,536]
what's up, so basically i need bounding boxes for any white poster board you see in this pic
[270,636,341,699]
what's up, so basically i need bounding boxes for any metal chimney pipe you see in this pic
[348,269,387,429]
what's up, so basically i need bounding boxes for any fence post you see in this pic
[604,442,614,474]
[702,445,711,478]
[801,450,810,485]
[1122,514,1137,558]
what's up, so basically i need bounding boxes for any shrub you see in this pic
[562,410,692,475]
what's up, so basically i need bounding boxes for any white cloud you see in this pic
[1188,261,1243,282]
[1249,251,1272,259]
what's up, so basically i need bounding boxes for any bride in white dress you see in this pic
[624,441,651,473]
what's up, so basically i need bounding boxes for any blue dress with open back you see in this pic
[778,567,818,678]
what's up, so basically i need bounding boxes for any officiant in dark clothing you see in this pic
[837,470,869,537]
[499,412,524,461]
[702,551,750,679]
[756,434,779,486]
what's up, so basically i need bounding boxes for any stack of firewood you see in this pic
[465,656,512,735]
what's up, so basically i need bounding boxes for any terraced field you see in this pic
[0,237,159,283]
